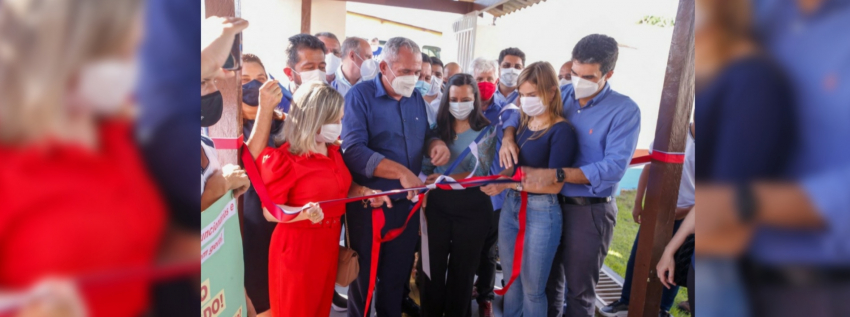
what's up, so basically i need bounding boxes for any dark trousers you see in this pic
[619,220,683,311]
[420,189,492,317]
[475,208,501,304]
[347,199,420,317]
[687,261,694,315]
[545,201,617,317]
[241,188,278,313]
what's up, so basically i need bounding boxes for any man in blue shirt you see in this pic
[494,47,525,106]
[503,34,641,317]
[331,37,376,97]
[341,37,450,317]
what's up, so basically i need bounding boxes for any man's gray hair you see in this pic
[381,37,421,64]
[341,37,366,60]
[469,57,499,77]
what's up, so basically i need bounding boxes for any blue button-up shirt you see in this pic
[483,98,518,211]
[749,0,850,264]
[341,73,433,198]
[494,88,519,106]
[504,83,641,198]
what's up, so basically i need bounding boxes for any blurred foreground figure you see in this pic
[697,0,850,316]
[0,0,166,316]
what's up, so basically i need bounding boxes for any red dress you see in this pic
[0,121,166,317]
[257,143,352,317]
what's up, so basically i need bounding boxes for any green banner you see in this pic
[200,191,245,317]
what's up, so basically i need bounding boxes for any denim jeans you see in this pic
[499,190,562,317]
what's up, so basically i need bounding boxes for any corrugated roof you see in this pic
[483,0,546,17]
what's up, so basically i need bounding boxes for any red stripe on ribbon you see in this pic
[629,155,651,165]
[212,135,243,150]
[649,150,685,164]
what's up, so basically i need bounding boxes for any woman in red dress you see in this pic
[246,81,390,317]
[0,0,166,316]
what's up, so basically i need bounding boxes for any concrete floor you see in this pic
[329,270,507,317]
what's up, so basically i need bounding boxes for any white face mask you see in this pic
[325,54,342,76]
[316,123,342,143]
[571,75,605,99]
[425,76,441,96]
[296,69,327,84]
[520,96,546,116]
[385,66,417,98]
[356,53,378,81]
[559,78,570,87]
[75,58,139,114]
[500,68,521,87]
[449,101,474,120]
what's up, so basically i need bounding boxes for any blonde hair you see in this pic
[518,62,564,139]
[0,0,142,143]
[275,82,344,154]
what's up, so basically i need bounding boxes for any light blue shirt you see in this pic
[494,88,519,106]
[504,83,641,198]
[749,0,850,264]
[330,67,364,97]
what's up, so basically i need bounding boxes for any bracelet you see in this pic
[735,183,757,223]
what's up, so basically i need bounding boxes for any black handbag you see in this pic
[673,234,695,287]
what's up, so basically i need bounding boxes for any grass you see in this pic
[607,190,689,316]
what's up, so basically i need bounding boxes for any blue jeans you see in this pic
[620,220,683,311]
[499,190,562,317]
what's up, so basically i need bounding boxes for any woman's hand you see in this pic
[424,173,441,186]
[480,183,509,196]
[258,80,282,113]
[656,250,677,289]
[302,203,324,224]
[15,279,87,317]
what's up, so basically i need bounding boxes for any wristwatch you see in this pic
[556,168,566,183]
[515,183,523,192]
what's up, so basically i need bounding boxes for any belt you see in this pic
[558,195,612,206]
[743,260,850,286]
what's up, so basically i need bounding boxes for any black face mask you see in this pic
[201,91,223,127]
[241,80,263,107]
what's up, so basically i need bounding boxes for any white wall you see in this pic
[241,0,347,83]
[471,0,680,149]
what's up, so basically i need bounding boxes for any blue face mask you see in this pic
[415,80,431,96]
[241,79,263,106]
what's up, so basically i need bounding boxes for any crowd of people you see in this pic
[199,9,698,316]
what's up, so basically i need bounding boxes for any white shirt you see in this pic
[201,135,220,196]
[648,128,695,208]
[425,91,442,127]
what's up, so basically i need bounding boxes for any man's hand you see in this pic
[424,173,441,185]
[400,171,425,201]
[632,203,643,224]
[201,16,249,79]
[521,166,557,188]
[222,164,250,197]
[258,80,282,112]
[499,136,519,168]
[428,139,450,166]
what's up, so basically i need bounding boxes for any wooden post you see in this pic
[627,0,694,316]
[302,0,312,34]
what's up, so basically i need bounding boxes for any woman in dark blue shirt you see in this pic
[481,62,578,316]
